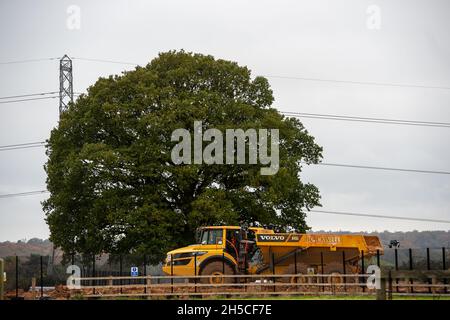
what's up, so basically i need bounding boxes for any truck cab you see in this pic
[162,226,272,283]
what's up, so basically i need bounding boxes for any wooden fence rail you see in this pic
[68,271,450,299]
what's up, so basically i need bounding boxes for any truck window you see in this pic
[200,230,208,244]
[195,229,202,244]
[200,229,223,245]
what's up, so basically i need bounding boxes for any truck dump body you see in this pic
[256,233,383,254]
[253,232,384,274]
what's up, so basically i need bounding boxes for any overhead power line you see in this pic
[0,189,448,224]
[0,144,45,152]
[1,139,449,175]
[2,55,450,91]
[0,188,447,224]
[66,56,450,91]
[0,142,45,149]
[71,57,139,66]
[316,162,450,175]
[281,111,450,128]
[0,190,49,199]
[310,209,450,224]
[0,57,60,65]
[0,96,59,104]
[0,141,46,152]
[0,94,447,129]
[267,75,450,91]
[0,92,59,100]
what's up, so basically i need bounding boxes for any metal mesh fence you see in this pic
[2,247,449,297]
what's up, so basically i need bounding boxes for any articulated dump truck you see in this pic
[162,226,383,284]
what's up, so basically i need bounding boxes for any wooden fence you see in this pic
[69,271,450,299]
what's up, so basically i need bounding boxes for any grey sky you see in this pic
[0,0,449,241]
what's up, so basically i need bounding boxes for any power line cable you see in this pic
[71,57,139,66]
[1,139,449,175]
[0,141,45,149]
[0,190,49,199]
[69,56,450,90]
[1,189,448,225]
[0,92,59,100]
[0,57,60,65]
[2,56,450,91]
[310,209,450,224]
[281,111,450,128]
[0,189,447,224]
[0,141,45,152]
[267,75,450,91]
[315,162,450,175]
[0,145,45,152]
[1,94,447,129]
[0,96,59,104]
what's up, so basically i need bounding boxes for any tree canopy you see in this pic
[43,51,322,261]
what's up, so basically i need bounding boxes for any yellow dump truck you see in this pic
[162,226,383,284]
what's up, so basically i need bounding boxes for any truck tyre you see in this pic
[324,262,346,289]
[200,261,235,284]
[282,262,309,284]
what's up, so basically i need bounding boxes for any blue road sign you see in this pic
[130,266,139,277]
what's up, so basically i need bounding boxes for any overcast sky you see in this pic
[0,0,449,241]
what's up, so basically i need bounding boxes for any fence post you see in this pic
[394,248,399,292]
[408,248,414,293]
[271,253,275,275]
[342,251,346,273]
[271,253,275,292]
[146,276,152,295]
[15,255,18,298]
[31,277,36,299]
[394,248,398,270]
[293,250,298,291]
[171,254,174,294]
[119,255,123,294]
[320,251,324,292]
[443,247,447,294]
[376,249,380,267]
[426,248,431,293]
[388,270,393,300]
[143,255,147,294]
[92,254,96,294]
[40,255,43,298]
[194,253,197,294]
[361,250,365,292]
[408,248,413,270]
[294,250,297,274]
[376,274,386,300]
[0,258,4,300]
[443,247,447,270]
[194,253,197,276]
[341,251,346,292]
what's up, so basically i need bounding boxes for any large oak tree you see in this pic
[43,51,322,261]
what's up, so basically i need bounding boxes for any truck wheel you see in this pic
[283,263,309,284]
[324,262,346,289]
[200,261,235,284]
